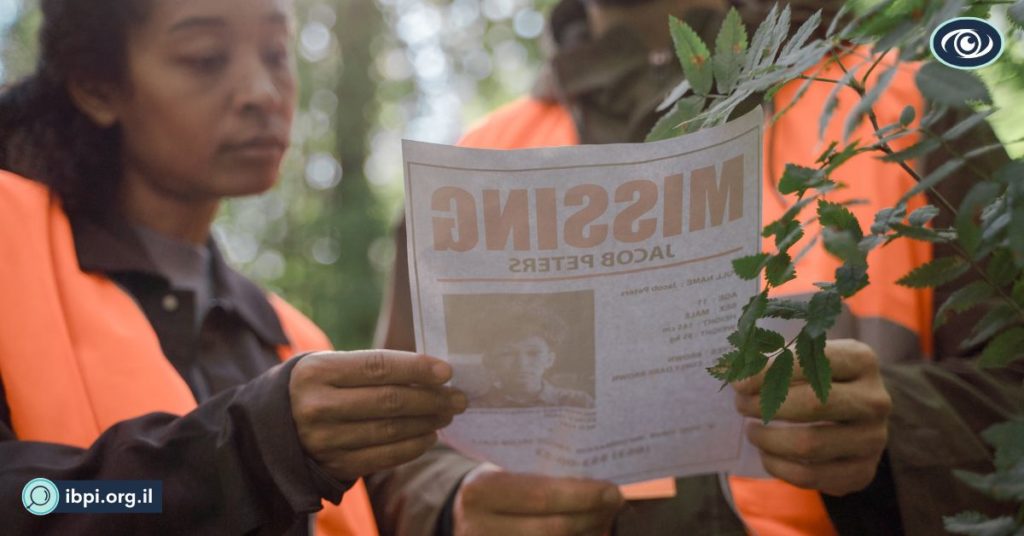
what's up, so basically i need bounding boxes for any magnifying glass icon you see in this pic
[29,486,50,508]
[22,478,59,515]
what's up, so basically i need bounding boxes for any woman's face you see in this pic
[112,0,297,201]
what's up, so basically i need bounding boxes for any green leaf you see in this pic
[986,249,1017,287]
[738,292,769,337]
[943,511,1018,536]
[774,221,805,253]
[670,16,714,97]
[888,223,955,243]
[778,9,821,61]
[898,257,969,288]
[953,460,1024,502]
[880,137,942,163]
[760,349,794,423]
[708,349,741,381]
[979,327,1024,369]
[818,200,864,240]
[935,281,995,328]
[647,95,706,142]
[713,8,748,94]
[843,66,897,141]
[1014,275,1024,305]
[779,164,828,196]
[899,158,965,206]
[908,205,940,227]
[764,299,808,320]
[805,290,842,338]
[899,105,916,127]
[820,65,861,139]
[823,228,864,264]
[956,181,1002,256]
[835,262,869,298]
[753,327,786,354]
[766,253,797,286]
[870,205,908,234]
[796,330,831,404]
[982,419,1024,472]
[961,304,1019,350]
[915,63,992,107]
[1009,0,1024,30]
[733,253,770,280]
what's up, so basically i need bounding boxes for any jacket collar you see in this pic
[70,211,290,347]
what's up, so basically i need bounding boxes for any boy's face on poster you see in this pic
[103,0,298,201]
[488,335,557,396]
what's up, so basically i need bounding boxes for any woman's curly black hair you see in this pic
[0,0,151,217]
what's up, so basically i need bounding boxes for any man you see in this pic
[372,0,1023,534]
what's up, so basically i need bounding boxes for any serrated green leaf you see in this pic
[1009,0,1024,30]
[708,349,741,381]
[819,200,864,240]
[888,223,955,243]
[779,10,821,62]
[714,7,747,94]
[982,419,1024,472]
[779,164,828,196]
[943,510,1018,536]
[733,253,770,280]
[764,299,808,320]
[760,349,794,423]
[986,249,1017,287]
[820,65,862,139]
[766,253,796,286]
[899,105,916,127]
[870,205,908,234]
[899,158,965,206]
[956,181,1002,256]
[979,327,1024,369]
[961,304,1020,350]
[835,262,870,297]
[844,66,897,141]
[670,16,713,97]
[796,330,831,404]
[806,290,842,338]
[936,280,995,328]
[823,228,866,266]
[769,219,804,253]
[738,291,769,336]
[898,256,969,289]
[753,327,786,354]
[908,205,940,226]
[953,461,1024,502]
[880,137,942,163]
[916,63,992,107]
[647,95,706,142]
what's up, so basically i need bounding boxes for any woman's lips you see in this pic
[222,137,289,160]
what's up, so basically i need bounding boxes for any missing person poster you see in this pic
[403,107,763,484]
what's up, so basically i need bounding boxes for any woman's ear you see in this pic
[67,78,120,128]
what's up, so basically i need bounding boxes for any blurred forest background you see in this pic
[2,0,1024,349]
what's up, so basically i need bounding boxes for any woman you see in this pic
[0,0,466,533]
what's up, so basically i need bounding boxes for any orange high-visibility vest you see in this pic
[456,50,930,536]
[0,171,378,536]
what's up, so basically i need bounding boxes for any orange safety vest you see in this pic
[0,171,378,536]
[457,51,930,536]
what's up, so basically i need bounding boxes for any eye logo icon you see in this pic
[930,17,1004,70]
[22,478,60,516]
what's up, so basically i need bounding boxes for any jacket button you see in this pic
[162,294,179,312]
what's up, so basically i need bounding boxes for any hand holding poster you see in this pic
[403,107,763,484]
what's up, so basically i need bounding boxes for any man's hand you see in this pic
[733,339,892,496]
[454,465,624,536]
[290,350,467,481]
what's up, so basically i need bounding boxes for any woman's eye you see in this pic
[183,54,228,74]
[264,47,291,68]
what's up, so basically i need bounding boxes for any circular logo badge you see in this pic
[930,17,1004,70]
[22,478,60,516]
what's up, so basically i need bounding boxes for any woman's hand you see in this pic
[454,465,624,536]
[290,350,467,481]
